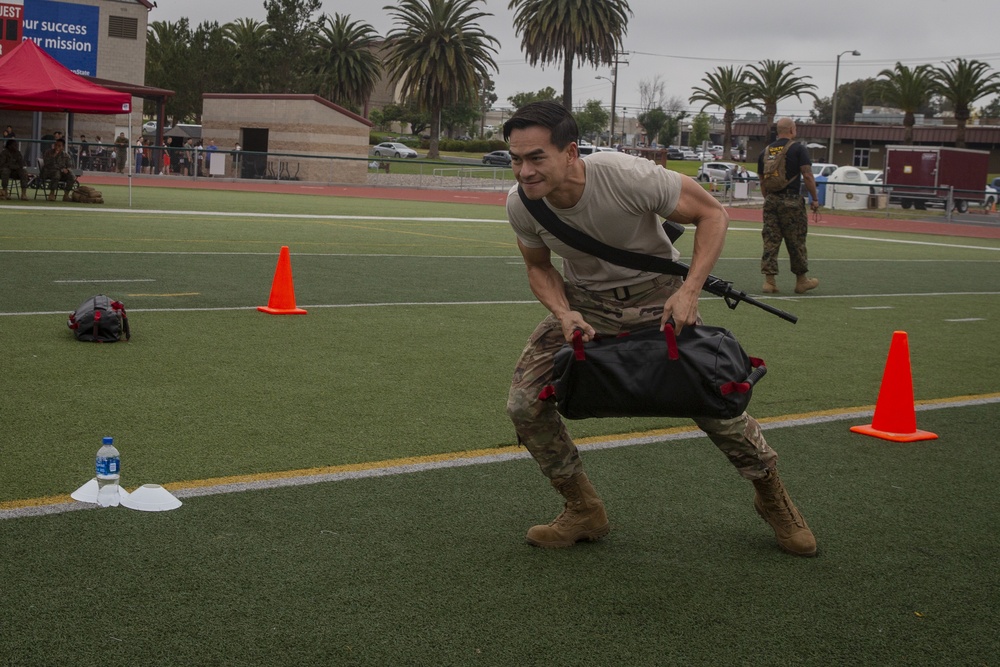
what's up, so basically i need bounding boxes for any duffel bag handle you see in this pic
[663,323,679,360]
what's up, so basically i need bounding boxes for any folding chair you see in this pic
[3,176,22,200]
[33,157,55,200]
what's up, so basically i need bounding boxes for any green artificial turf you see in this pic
[1,186,999,664]
[1,407,997,665]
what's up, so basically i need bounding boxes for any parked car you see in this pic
[811,163,838,178]
[863,169,885,194]
[578,145,616,157]
[372,142,418,158]
[697,162,738,182]
[665,147,685,160]
[681,149,698,160]
[697,162,757,183]
[482,150,511,166]
[142,120,158,135]
[862,169,884,184]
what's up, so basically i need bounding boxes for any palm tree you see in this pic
[689,66,752,160]
[313,14,382,114]
[932,58,1000,147]
[745,59,817,137]
[382,0,498,159]
[874,62,935,145]
[146,20,196,122]
[509,0,631,112]
[222,18,270,93]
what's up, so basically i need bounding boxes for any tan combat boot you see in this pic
[0,190,7,200]
[526,472,610,548]
[762,275,779,293]
[20,191,28,201]
[47,191,56,201]
[794,274,819,294]
[752,469,817,556]
[63,191,73,202]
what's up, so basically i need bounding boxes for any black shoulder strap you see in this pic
[516,186,689,278]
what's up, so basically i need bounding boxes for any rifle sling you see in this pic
[516,185,690,279]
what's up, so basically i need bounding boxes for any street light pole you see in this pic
[596,74,617,146]
[828,49,860,165]
[621,107,627,145]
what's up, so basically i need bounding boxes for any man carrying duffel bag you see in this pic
[502,102,816,557]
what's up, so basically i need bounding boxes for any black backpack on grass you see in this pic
[68,295,131,342]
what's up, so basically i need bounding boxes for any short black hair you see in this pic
[502,101,579,149]
[4,139,16,150]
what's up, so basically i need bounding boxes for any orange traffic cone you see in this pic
[257,246,307,315]
[850,331,937,442]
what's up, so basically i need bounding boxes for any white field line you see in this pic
[0,204,507,224]
[3,393,998,521]
[3,291,1000,318]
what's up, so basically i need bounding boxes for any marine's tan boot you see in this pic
[526,472,610,548]
[19,191,28,200]
[0,190,7,200]
[752,469,817,557]
[63,191,73,202]
[794,274,819,294]
[762,275,779,293]
[47,191,56,201]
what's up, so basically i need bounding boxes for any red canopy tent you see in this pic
[0,39,136,201]
[0,39,131,113]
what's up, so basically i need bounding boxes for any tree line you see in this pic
[687,59,1000,160]
[146,0,632,159]
[147,0,1000,161]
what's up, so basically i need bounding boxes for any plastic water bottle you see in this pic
[95,436,121,507]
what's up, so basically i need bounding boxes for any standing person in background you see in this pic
[92,136,106,171]
[232,141,242,178]
[134,137,144,174]
[79,134,90,170]
[114,132,129,173]
[756,118,820,295]
[205,139,218,177]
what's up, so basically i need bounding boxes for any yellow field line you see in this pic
[3,391,999,513]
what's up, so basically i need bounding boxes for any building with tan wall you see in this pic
[201,94,373,185]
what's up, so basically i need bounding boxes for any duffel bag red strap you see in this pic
[571,329,586,360]
[721,358,767,395]
[663,323,679,360]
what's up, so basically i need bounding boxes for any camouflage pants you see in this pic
[506,275,777,481]
[761,195,809,276]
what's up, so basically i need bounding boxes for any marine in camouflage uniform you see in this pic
[757,118,821,294]
[503,102,816,557]
[0,139,30,200]
[41,139,77,200]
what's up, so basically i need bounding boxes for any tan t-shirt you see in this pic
[506,151,684,291]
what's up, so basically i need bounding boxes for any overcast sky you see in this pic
[150,0,1000,119]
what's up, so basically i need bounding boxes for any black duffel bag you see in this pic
[540,323,766,420]
[68,295,131,343]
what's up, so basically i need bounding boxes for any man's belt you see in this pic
[591,275,672,301]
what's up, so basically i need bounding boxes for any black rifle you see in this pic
[517,186,798,324]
